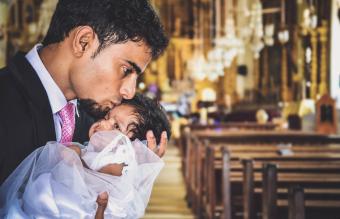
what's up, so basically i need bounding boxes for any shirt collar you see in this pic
[25,44,79,115]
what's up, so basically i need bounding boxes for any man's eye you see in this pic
[123,67,134,77]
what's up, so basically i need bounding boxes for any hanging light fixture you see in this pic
[263,23,275,46]
[238,0,252,42]
[302,0,318,33]
[215,0,244,68]
[186,0,209,81]
[249,0,264,59]
[206,0,225,80]
[277,0,289,45]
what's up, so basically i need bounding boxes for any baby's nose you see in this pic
[99,121,112,130]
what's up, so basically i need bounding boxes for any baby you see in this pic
[77,93,171,218]
[69,93,171,176]
[0,93,171,219]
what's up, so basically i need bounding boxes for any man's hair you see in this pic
[42,0,169,59]
[122,93,171,145]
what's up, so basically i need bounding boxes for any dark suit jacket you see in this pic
[0,52,94,184]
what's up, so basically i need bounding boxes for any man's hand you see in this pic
[146,130,167,157]
[95,192,108,219]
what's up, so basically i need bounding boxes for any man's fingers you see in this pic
[97,192,108,207]
[95,192,108,219]
[99,192,108,199]
[146,130,157,151]
[157,131,168,157]
[146,130,168,157]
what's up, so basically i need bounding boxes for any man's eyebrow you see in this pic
[126,61,142,75]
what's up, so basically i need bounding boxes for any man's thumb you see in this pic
[99,192,108,200]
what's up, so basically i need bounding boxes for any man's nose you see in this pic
[120,78,137,99]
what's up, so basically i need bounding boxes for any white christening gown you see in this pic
[0,130,164,219]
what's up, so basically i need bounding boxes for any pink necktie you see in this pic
[58,102,75,144]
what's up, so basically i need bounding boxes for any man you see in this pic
[0,0,169,184]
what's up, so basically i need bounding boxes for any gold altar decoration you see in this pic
[318,21,329,96]
[261,22,275,97]
[253,57,260,97]
[223,58,238,106]
[310,29,318,99]
[278,0,291,102]
[262,48,269,97]
[0,2,8,68]
[168,38,197,82]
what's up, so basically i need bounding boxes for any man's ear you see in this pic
[72,26,96,57]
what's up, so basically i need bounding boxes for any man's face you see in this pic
[89,104,138,139]
[70,40,151,118]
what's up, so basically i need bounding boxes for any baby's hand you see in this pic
[60,145,81,166]
[67,144,91,169]
[98,163,126,176]
[68,145,81,156]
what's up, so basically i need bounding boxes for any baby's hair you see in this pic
[122,93,171,145]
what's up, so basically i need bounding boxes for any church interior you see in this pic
[1,0,340,218]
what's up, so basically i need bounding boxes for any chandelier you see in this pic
[187,49,208,81]
[212,0,243,68]
[188,0,267,81]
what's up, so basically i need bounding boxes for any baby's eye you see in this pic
[113,123,121,131]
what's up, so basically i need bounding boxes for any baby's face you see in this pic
[89,104,138,138]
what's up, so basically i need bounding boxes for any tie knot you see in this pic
[58,102,75,144]
[58,102,74,122]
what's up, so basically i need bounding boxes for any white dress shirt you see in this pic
[26,44,78,142]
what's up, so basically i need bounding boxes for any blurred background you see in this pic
[1,1,340,218]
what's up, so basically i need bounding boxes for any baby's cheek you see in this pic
[96,121,111,131]
[103,122,114,131]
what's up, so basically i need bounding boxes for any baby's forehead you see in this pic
[107,104,138,119]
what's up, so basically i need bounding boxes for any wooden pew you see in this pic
[183,128,340,218]
[179,123,279,177]
[288,186,305,219]
[187,140,339,217]
[215,145,340,219]
[194,129,340,144]
[184,128,340,202]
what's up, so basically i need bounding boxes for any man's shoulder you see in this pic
[0,66,9,77]
[0,62,13,79]
[0,65,15,93]
[0,54,35,115]
[0,52,28,78]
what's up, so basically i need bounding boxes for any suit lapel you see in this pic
[8,52,56,145]
[73,103,95,143]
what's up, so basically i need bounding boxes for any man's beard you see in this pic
[78,99,111,119]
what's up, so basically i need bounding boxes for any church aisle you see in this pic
[142,143,194,219]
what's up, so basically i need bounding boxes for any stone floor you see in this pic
[142,143,194,219]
